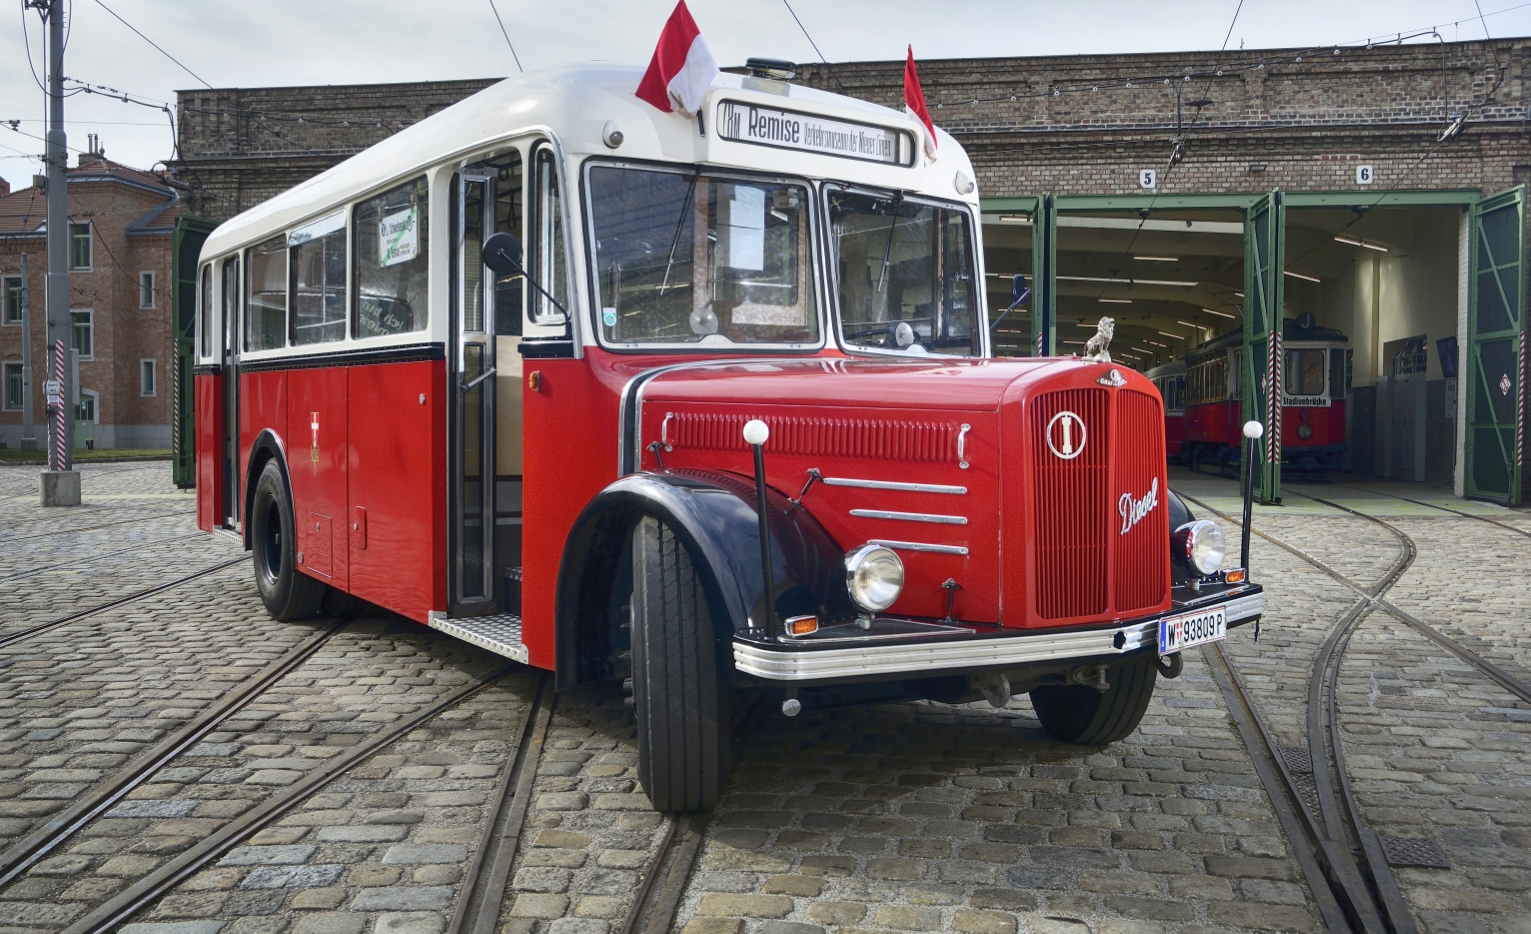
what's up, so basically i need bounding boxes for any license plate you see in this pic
[1158,606,1227,654]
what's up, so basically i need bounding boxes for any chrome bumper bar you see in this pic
[732,591,1264,682]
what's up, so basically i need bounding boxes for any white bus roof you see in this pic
[202,64,977,260]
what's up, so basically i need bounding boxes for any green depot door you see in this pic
[1243,191,1285,504]
[1031,194,1057,356]
[1466,186,1526,504]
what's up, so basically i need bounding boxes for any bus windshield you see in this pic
[586,164,818,347]
[828,188,980,356]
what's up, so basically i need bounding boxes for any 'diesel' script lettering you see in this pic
[1118,476,1159,535]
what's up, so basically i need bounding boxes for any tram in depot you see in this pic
[192,62,1265,811]
[1181,314,1351,475]
[1144,360,1186,461]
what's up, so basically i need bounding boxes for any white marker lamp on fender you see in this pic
[743,419,777,639]
[1240,420,1264,569]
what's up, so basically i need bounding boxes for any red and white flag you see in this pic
[635,1,720,117]
[903,46,938,161]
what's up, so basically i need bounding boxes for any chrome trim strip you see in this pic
[734,618,1161,681]
[869,538,969,555]
[822,476,967,495]
[850,509,968,525]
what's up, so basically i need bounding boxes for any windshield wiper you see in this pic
[875,193,905,293]
[659,167,702,296]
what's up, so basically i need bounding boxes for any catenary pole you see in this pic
[43,0,76,487]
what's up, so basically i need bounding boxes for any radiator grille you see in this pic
[671,412,956,462]
[1112,390,1169,614]
[1031,389,1109,619]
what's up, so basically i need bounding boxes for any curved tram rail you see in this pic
[0,554,249,650]
[1182,487,1531,934]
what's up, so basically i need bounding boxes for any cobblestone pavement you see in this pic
[1,465,1528,934]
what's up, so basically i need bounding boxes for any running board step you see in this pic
[428,612,528,664]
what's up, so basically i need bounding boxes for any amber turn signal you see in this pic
[1222,568,1247,584]
[784,615,819,636]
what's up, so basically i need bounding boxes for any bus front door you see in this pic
[221,256,240,530]
[449,174,498,616]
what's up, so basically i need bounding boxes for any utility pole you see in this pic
[37,0,79,505]
[19,253,36,450]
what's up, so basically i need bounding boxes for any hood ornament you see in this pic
[1081,316,1115,363]
[1097,368,1128,387]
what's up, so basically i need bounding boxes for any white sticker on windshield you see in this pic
[380,207,418,267]
[720,187,765,271]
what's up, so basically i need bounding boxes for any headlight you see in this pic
[845,544,904,612]
[1297,422,1313,439]
[1173,520,1226,577]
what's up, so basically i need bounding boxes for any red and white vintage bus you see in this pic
[194,63,1264,810]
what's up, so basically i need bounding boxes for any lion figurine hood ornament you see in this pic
[1082,316,1115,363]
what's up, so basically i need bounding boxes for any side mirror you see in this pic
[483,232,523,274]
[1012,274,1028,304]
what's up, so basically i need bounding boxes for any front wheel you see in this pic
[1029,654,1158,746]
[631,516,729,812]
[251,461,327,622]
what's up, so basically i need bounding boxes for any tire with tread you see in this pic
[251,460,327,622]
[1029,654,1157,745]
[631,516,728,812]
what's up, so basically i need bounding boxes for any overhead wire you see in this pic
[485,0,523,73]
[89,0,211,89]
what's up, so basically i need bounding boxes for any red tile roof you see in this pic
[0,156,175,236]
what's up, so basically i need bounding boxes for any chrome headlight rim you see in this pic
[844,543,905,613]
[1174,519,1226,577]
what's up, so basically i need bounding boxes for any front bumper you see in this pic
[732,583,1262,683]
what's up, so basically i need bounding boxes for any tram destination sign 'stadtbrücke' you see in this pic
[717,100,915,166]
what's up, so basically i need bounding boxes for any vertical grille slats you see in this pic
[1031,389,1109,619]
[1113,391,1169,613]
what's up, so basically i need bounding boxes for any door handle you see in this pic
[461,367,497,392]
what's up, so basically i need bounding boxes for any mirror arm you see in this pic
[989,287,1030,332]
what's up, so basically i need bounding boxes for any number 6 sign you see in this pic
[1356,165,1374,185]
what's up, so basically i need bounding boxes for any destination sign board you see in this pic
[717,101,914,166]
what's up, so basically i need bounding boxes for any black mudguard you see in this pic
[555,468,857,686]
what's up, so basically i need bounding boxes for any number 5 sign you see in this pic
[1139,169,1157,189]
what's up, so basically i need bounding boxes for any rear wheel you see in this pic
[1029,654,1158,745]
[251,461,327,622]
[631,516,728,812]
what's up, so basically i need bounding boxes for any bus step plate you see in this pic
[429,613,528,664]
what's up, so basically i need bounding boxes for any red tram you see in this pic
[1182,315,1351,474]
[193,63,1264,811]
[1145,360,1185,461]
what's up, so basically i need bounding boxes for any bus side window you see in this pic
[529,145,569,325]
[289,212,347,346]
[199,264,212,359]
[353,176,430,339]
[495,156,524,336]
[246,236,287,352]
[222,254,240,355]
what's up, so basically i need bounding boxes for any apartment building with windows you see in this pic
[0,147,182,449]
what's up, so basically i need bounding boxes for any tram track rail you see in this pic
[1182,485,1531,934]
[0,511,191,545]
[0,532,207,584]
[0,554,249,650]
[1326,481,1531,541]
[55,662,523,934]
[0,618,348,887]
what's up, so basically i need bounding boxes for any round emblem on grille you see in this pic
[1045,411,1087,460]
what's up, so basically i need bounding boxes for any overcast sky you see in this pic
[3,0,1529,192]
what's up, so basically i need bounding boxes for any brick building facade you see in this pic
[169,37,1530,499]
[0,151,183,449]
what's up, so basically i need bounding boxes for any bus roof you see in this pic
[202,64,976,260]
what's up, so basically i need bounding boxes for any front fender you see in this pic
[554,468,857,686]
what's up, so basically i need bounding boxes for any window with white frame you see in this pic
[3,362,22,410]
[77,389,97,423]
[139,271,155,308]
[2,276,21,325]
[140,359,156,396]
[71,309,93,360]
[68,223,92,270]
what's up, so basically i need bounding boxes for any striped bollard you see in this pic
[51,339,67,472]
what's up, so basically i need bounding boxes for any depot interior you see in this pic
[982,202,1465,485]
